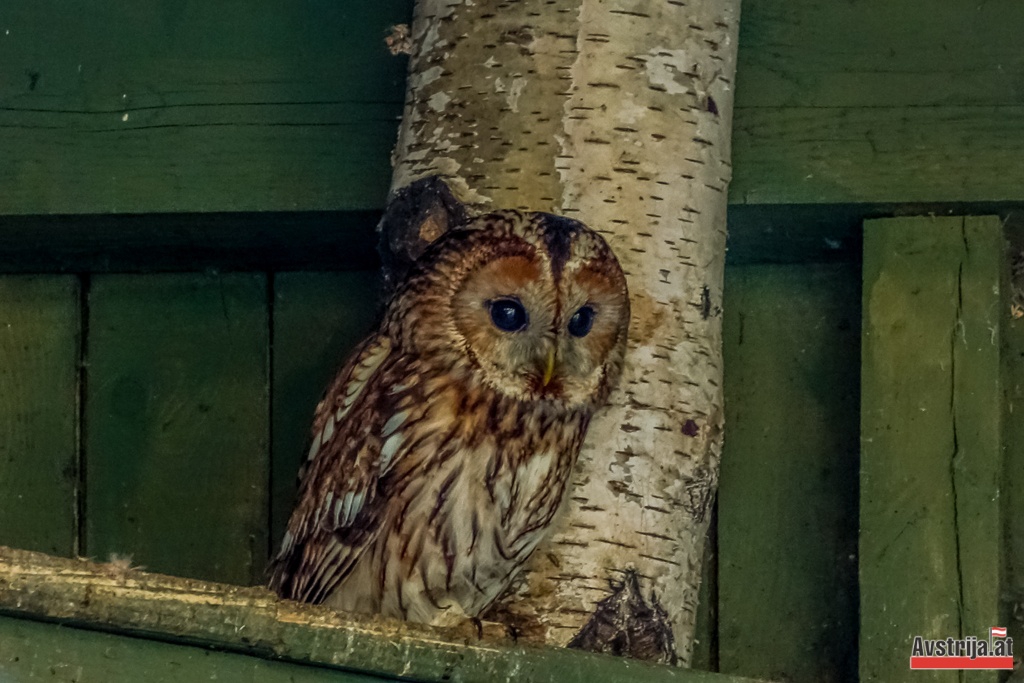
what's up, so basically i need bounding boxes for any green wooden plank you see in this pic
[731,106,1024,205]
[85,273,269,585]
[953,217,1006,668]
[730,0,1024,205]
[1003,231,1024,651]
[3,0,1023,214]
[271,271,379,549]
[0,276,79,556]
[0,546,768,683]
[860,216,1004,683]
[737,0,1024,110]
[0,0,410,214]
[718,263,860,683]
[0,615,391,683]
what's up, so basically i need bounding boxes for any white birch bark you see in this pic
[390,0,739,665]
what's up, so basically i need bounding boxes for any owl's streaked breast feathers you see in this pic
[269,204,629,625]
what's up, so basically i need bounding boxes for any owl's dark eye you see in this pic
[568,306,595,338]
[488,298,529,332]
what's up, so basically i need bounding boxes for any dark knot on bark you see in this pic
[567,568,678,665]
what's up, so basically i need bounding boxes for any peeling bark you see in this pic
[390,0,739,664]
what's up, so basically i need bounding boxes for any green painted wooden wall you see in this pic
[0,272,379,582]
[0,0,1022,682]
[2,0,1022,217]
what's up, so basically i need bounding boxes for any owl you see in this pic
[269,209,630,626]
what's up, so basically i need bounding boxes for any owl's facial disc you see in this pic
[449,245,627,408]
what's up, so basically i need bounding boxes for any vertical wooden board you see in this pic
[271,271,379,550]
[0,276,79,556]
[718,264,860,683]
[1002,230,1024,653]
[953,217,1005,660]
[860,216,1003,683]
[0,616,394,683]
[86,273,268,585]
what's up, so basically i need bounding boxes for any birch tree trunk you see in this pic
[389,0,740,665]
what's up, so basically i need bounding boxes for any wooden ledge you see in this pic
[0,546,762,683]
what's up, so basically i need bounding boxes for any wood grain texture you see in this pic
[730,0,1024,204]
[270,271,379,551]
[731,106,1024,205]
[718,264,860,683]
[2,0,1023,213]
[860,216,1004,683]
[0,546,767,683]
[0,615,391,683]
[84,273,268,585]
[1002,228,1024,655]
[0,0,410,214]
[0,276,79,557]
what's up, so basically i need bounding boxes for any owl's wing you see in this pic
[268,332,404,604]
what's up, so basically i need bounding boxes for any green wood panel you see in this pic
[0,0,410,214]
[3,0,1023,214]
[0,276,79,556]
[731,106,1024,205]
[718,264,860,683]
[271,271,379,549]
[1003,235,1024,649]
[0,615,391,683]
[85,273,269,585]
[730,0,1024,204]
[860,216,1004,683]
[737,1,1024,109]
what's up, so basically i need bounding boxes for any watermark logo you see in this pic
[909,626,1014,670]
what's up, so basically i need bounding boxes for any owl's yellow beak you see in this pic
[541,348,556,386]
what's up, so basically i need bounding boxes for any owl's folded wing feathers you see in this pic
[268,333,401,604]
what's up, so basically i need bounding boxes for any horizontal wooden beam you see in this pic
[0,546,763,683]
[2,0,1023,215]
[731,106,1024,205]
[0,615,386,683]
[730,0,1024,205]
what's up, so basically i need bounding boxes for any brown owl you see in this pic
[269,209,629,626]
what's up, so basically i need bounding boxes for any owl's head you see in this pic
[393,211,630,410]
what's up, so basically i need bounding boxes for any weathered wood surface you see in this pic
[0,0,410,214]
[271,271,379,550]
[731,0,1024,205]
[0,615,391,683]
[0,546,765,683]
[3,0,1022,214]
[1004,228,1024,657]
[860,216,1004,683]
[718,264,860,683]
[0,276,79,557]
[85,274,269,585]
